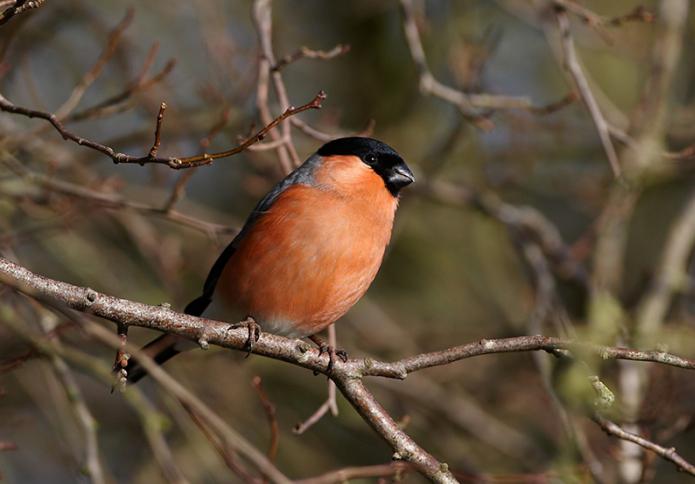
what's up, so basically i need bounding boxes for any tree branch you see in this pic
[4,257,695,481]
[593,415,695,476]
[0,90,325,169]
[553,5,621,178]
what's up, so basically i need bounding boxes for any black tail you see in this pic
[123,236,238,384]
[123,295,213,384]
[123,334,181,383]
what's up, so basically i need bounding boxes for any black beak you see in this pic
[385,162,415,195]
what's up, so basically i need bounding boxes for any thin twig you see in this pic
[0,306,188,484]
[593,415,695,476]
[272,44,350,71]
[253,0,301,168]
[64,58,176,124]
[251,376,279,462]
[399,0,573,130]
[148,102,167,158]
[54,8,134,120]
[296,462,412,484]
[0,441,18,451]
[38,314,106,484]
[553,5,621,178]
[181,401,260,483]
[1,154,235,235]
[294,325,339,434]
[0,90,326,169]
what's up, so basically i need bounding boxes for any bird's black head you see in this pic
[317,137,414,196]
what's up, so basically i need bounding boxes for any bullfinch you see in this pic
[125,137,414,382]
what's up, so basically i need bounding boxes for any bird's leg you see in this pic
[308,334,348,375]
[226,316,261,357]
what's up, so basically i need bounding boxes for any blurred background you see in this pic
[1,0,695,482]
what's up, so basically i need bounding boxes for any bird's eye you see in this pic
[365,154,377,165]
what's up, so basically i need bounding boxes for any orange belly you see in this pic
[218,182,396,337]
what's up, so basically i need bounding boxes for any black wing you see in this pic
[184,154,322,316]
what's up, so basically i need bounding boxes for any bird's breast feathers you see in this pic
[219,157,398,336]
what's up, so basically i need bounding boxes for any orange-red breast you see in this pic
[126,137,414,382]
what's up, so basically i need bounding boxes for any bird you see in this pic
[123,137,414,383]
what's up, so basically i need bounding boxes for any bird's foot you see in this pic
[309,334,348,375]
[228,316,261,357]
[238,316,261,358]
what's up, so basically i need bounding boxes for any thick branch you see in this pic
[4,257,695,482]
[2,258,694,380]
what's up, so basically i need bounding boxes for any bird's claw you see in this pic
[314,342,348,375]
[228,316,261,357]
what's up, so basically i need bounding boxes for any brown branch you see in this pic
[4,258,694,378]
[251,376,279,463]
[593,415,695,476]
[6,258,695,481]
[148,102,166,158]
[0,90,325,169]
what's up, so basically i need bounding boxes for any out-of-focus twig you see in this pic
[54,8,134,120]
[0,441,18,451]
[553,5,621,178]
[251,376,279,462]
[272,44,350,71]
[64,57,176,124]
[182,401,261,483]
[37,312,106,484]
[253,0,301,171]
[555,1,654,44]
[636,188,695,342]
[288,117,375,143]
[1,154,236,235]
[593,415,695,476]
[416,179,588,288]
[0,306,188,484]
[400,0,573,131]
[296,462,412,484]
[294,324,339,435]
